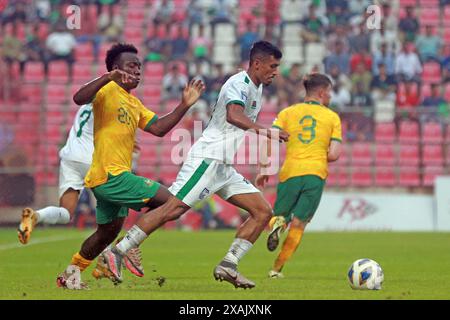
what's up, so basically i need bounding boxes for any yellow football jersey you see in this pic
[272,101,342,182]
[85,81,158,188]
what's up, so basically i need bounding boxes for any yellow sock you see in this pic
[71,252,93,272]
[273,227,304,272]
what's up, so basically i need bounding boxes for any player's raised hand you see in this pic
[255,174,269,190]
[182,79,206,107]
[108,69,138,85]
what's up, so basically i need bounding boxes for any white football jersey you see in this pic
[189,71,263,164]
[59,104,94,165]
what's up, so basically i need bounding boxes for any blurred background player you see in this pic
[101,41,288,289]
[256,73,342,278]
[17,102,145,280]
[56,43,205,289]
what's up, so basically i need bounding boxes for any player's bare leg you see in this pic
[213,192,272,289]
[18,189,78,244]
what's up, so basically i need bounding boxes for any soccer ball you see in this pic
[347,258,384,290]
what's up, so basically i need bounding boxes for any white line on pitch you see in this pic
[0,234,88,251]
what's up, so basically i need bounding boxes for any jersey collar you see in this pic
[304,100,322,106]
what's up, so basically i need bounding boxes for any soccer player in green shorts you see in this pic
[256,73,342,278]
[56,43,205,289]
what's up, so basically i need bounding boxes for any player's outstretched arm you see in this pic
[73,70,137,105]
[145,79,205,137]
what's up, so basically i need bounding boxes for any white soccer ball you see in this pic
[347,258,384,290]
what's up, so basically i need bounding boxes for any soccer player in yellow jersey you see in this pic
[256,73,342,279]
[56,43,205,289]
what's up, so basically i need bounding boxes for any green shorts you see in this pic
[92,172,161,224]
[273,175,325,223]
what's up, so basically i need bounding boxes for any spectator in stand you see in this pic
[144,25,170,62]
[348,0,370,17]
[351,81,372,108]
[396,81,420,119]
[326,24,349,54]
[350,62,372,94]
[415,25,442,63]
[207,63,230,103]
[325,40,350,75]
[237,20,260,63]
[2,22,26,76]
[372,42,395,76]
[46,20,76,79]
[74,5,102,63]
[162,63,189,104]
[22,23,48,74]
[371,63,397,102]
[348,22,370,53]
[441,44,450,83]
[189,24,212,63]
[187,0,207,27]
[395,42,422,84]
[326,0,348,12]
[399,6,419,42]
[328,63,352,91]
[284,63,303,105]
[300,4,326,43]
[421,83,447,122]
[350,48,372,74]
[370,20,400,54]
[210,0,237,34]
[1,1,27,26]
[97,3,124,43]
[330,81,351,111]
[152,0,175,30]
[170,24,189,61]
[326,4,350,31]
[381,3,398,34]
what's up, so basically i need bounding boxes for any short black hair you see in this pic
[249,41,282,64]
[105,43,138,72]
[303,73,332,94]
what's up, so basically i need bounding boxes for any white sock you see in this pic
[116,225,147,255]
[36,206,71,224]
[223,238,253,266]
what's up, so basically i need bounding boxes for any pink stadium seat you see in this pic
[351,166,373,187]
[398,121,419,144]
[419,7,440,26]
[17,112,40,124]
[422,165,444,187]
[126,8,146,26]
[48,61,69,83]
[444,83,450,102]
[45,124,64,143]
[398,166,421,187]
[422,144,444,165]
[74,43,95,63]
[445,145,450,165]
[47,110,65,125]
[399,144,420,166]
[142,85,162,101]
[258,112,277,127]
[421,121,443,144]
[420,84,431,100]
[422,62,441,84]
[20,83,43,105]
[72,63,93,84]
[24,62,45,82]
[375,144,396,166]
[46,84,67,104]
[123,26,144,44]
[350,143,373,165]
[399,0,417,6]
[374,166,396,187]
[419,0,439,6]
[144,62,165,83]
[326,167,350,187]
[374,122,396,143]
[158,165,180,185]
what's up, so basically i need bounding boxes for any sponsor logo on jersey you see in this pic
[199,188,210,200]
[241,91,248,102]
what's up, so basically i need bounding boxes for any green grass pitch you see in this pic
[0,228,449,300]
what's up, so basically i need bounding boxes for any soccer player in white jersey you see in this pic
[102,41,289,289]
[17,104,144,279]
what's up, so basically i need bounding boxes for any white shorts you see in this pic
[168,157,260,207]
[59,159,91,198]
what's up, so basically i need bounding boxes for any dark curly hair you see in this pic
[105,43,138,72]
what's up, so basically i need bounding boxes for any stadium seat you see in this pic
[17,112,40,124]
[74,43,95,63]
[144,62,165,83]
[126,8,147,26]
[305,43,325,65]
[46,84,68,104]
[374,166,396,187]
[422,165,444,187]
[419,0,439,6]
[398,121,419,144]
[46,110,65,125]
[48,61,69,83]
[399,144,420,166]
[158,165,181,185]
[422,144,444,165]
[351,143,373,165]
[20,83,43,105]
[398,166,421,187]
[419,7,440,26]
[374,122,396,143]
[422,62,441,84]
[399,0,417,6]
[326,166,350,187]
[421,121,443,144]
[350,166,373,187]
[444,83,450,102]
[138,146,159,165]
[24,62,45,83]
[123,26,145,45]
[72,63,94,84]
[375,143,396,166]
